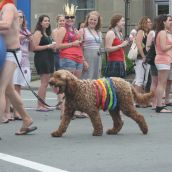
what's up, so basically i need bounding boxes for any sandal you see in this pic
[155,106,172,113]
[15,126,37,135]
[165,102,172,106]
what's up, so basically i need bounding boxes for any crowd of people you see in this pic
[0,0,172,138]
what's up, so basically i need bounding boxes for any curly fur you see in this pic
[49,70,154,137]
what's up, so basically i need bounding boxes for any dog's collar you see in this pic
[97,79,107,110]
[108,78,117,111]
[93,81,101,108]
[94,78,117,111]
[104,78,114,110]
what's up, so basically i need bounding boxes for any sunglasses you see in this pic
[65,16,75,19]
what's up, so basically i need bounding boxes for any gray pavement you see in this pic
[0,87,172,172]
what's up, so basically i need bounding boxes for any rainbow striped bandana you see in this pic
[93,78,117,111]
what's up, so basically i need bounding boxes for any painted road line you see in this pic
[24,107,56,110]
[0,153,69,172]
[23,98,57,101]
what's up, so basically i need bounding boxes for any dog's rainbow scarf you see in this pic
[93,78,117,111]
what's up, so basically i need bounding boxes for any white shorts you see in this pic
[13,67,31,87]
[134,59,150,87]
[156,64,171,70]
[6,50,22,66]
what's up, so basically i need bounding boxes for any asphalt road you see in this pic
[0,90,172,172]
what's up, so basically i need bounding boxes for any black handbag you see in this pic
[146,42,156,66]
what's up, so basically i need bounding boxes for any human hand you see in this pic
[48,42,56,49]
[142,57,147,63]
[72,40,82,46]
[83,60,89,71]
[121,40,129,48]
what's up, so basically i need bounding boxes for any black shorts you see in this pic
[34,51,54,75]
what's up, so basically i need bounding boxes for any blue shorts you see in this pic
[60,58,83,70]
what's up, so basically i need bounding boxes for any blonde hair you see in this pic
[56,14,64,22]
[84,11,102,31]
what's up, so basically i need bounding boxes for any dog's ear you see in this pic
[65,76,78,94]
[60,73,67,80]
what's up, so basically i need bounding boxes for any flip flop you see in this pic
[165,103,172,106]
[15,126,37,135]
[2,119,9,123]
[156,106,172,113]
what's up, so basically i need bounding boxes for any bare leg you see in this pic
[106,108,124,135]
[2,96,13,122]
[165,80,172,104]
[150,75,158,108]
[13,84,22,119]
[134,85,144,93]
[6,83,33,128]
[156,70,169,107]
[0,61,16,121]
[37,74,50,109]
[0,61,33,129]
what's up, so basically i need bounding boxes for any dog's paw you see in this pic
[51,131,62,137]
[92,131,103,136]
[106,129,118,135]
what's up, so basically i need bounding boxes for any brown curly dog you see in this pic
[49,70,153,137]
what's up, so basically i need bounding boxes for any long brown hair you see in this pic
[154,14,171,44]
[34,15,52,36]
[137,16,151,33]
[109,14,123,29]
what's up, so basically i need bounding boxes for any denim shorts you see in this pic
[60,58,83,70]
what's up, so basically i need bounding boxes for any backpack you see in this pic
[146,42,156,66]
[128,39,138,61]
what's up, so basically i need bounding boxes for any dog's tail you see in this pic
[131,85,154,105]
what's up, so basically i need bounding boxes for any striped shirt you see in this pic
[82,28,102,49]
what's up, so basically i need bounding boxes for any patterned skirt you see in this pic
[104,61,126,78]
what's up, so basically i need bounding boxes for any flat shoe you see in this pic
[15,126,37,135]
[165,103,172,106]
[156,106,172,113]
[2,119,9,123]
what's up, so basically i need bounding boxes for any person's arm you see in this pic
[159,30,172,52]
[105,30,128,53]
[136,30,145,58]
[32,31,55,51]
[146,31,154,51]
[56,27,81,49]
[0,4,15,30]
[28,35,35,51]
[78,28,84,42]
